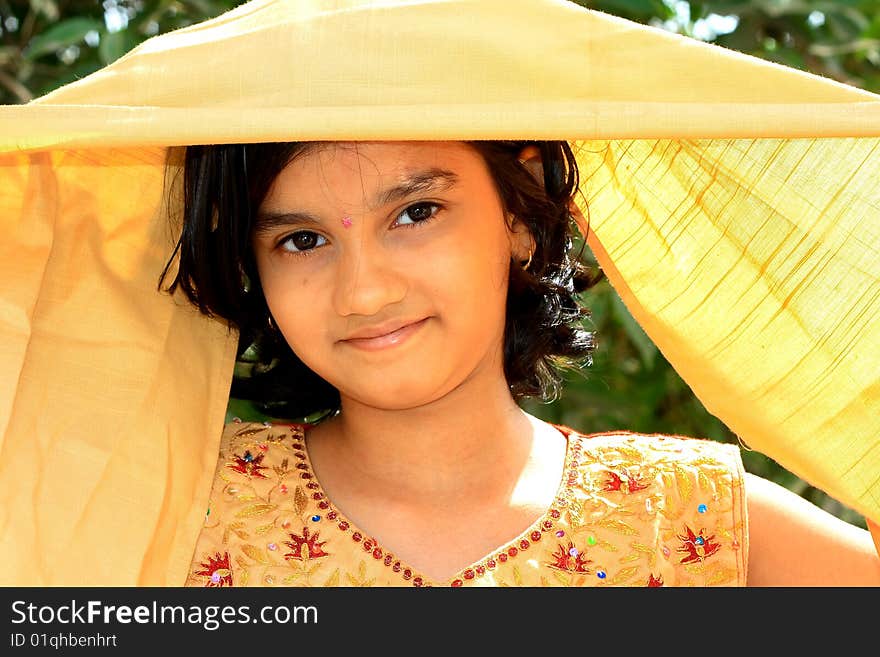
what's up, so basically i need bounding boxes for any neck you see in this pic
[307,364,544,508]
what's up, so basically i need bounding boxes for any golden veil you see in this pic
[1,0,878,585]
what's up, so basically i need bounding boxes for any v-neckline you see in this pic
[291,421,582,587]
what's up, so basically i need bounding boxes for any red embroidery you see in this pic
[647,573,664,587]
[284,527,330,560]
[194,551,233,587]
[601,468,650,493]
[676,525,721,564]
[548,542,593,573]
[227,451,269,478]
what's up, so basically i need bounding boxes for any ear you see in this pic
[517,145,544,188]
[506,145,542,263]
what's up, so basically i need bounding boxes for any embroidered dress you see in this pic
[186,421,748,587]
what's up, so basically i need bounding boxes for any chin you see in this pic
[339,377,456,411]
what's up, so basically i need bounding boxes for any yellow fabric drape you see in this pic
[1,0,877,585]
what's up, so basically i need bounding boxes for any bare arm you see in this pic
[745,472,880,586]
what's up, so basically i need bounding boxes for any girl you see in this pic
[3,0,879,588]
[167,139,880,587]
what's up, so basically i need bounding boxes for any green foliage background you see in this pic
[3,0,877,528]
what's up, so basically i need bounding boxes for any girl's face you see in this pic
[252,141,531,410]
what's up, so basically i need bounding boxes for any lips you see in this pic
[341,317,430,351]
[343,317,427,341]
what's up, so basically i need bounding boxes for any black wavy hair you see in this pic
[157,140,603,421]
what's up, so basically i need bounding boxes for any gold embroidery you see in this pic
[597,518,638,535]
[241,543,272,564]
[187,422,746,587]
[323,568,341,587]
[610,565,640,585]
[294,486,308,516]
[235,503,277,518]
[673,463,694,503]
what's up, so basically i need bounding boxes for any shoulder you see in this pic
[554,426,749,585]
[561,427,744,477]
[743,471,880,585]
[217,419,310,465]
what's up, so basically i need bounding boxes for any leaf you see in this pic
[552,569,571,586]
[705,567,737,586]
[618,552,641,563]
[512,565,523,586]
[232,425,269,439]
[241,544,271,564]
[229,521,249,540]
[673,464,694,504]
[24,18,103,60]
[597,518,637,535]
[235,503,277,519]
[254,523,274,535]
[609,565,640,585]
[324,569,341,587]
[697,470,713,494]
[300,543,310,562]
[596,538,618,552]
[97,29,137,65]
[294,486,308,516]
[238,568,249,587]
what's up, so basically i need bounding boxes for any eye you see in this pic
[278,230,327,255]
[394,201,442,227]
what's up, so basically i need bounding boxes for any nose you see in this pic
[331,235,407,318]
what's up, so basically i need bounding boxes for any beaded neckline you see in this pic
[289,422,584,587]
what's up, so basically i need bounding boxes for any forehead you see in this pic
[266,141,485,197]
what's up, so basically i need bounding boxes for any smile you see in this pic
[341,317,430,351]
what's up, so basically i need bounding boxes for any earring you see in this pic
[267,314,276,331]
[521,247,534,271]
[240,271,251,294]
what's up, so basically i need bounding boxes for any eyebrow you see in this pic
[253,167,460,236]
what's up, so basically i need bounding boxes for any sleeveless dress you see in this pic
[185,420,748,587]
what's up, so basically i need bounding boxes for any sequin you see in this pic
[645,498,653,513]
[243,451,254,462]
[451,579,463,587]
[662,546,671,557]
[698,504,708,513]
[555,530,565,538]
[232,417,242,423]
[569,547,579,557]
[695,536,705,545]
[586,535,597,546]
[597,571,606,579]
[211,572,221,583]
[267,542,278,551]
[311,515,321,522]
[262,421,272,427]
[279,484,288,494]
